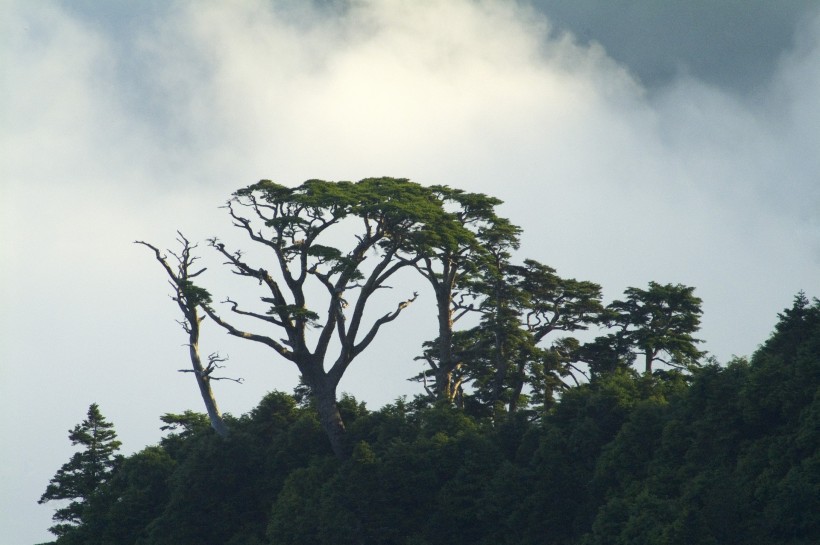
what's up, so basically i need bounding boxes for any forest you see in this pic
[38,179,819,544]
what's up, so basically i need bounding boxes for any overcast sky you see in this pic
[2,1,819,542]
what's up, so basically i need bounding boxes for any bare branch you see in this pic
[327,290,419,386]
[200,304,294,361]
[177,369,244,384]
[452,304,475,324]
[564,363,587,387]
[209,375,245,384]
[137,235,231,437]
[223,297,285,327]
[421,369,435,397]
[353,291,419,358]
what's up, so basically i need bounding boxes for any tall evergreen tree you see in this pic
[408,186,520,404]
[39,403,122,538]
[511,260,605,410]
[606,282,705,374]
[461,258,604,416]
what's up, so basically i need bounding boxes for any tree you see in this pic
[512,260,605,410]
[76,446,177,545]
[136,233,238,438]
[39,403,122,538]
[760,290,817,361]
[607,282,705,374]
[458,225,527,415]
[461,258,604,416]
[409,186,520,404]
[198,178,448,459]
[578,332,636,378]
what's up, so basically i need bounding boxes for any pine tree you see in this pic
[607,282,705,374]
[39,403,122,537]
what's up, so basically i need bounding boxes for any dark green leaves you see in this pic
[39,404,122,538]
[607,282,705,373]
[266,303,321,327]
[178,279,212,306]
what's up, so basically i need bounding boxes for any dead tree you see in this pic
[136,233,238,438]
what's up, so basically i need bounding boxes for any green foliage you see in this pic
[264,303,321,327]
[178,279,212,306]
[159,410,211,435]
[39,403,122,539]
[116,172,820,544]
[604,281,705,374]
[46,296,820,544]
[580,295,820,544]
[81,446,176,545]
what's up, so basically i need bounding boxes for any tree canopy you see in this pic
[39,403,122,538]
[135,178,711,459]
[40,177,814,543]
[39,293,819,544]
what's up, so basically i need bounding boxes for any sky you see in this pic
[2,1,819,542]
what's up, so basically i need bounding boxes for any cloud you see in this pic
[2,1,819,542]
[96,0,649,184]
[530,0,820,92]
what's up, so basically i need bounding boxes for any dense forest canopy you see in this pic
[39,180,819,544]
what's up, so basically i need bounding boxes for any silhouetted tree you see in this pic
[607,282,704,374]
[198,178,447,458]
[461,258,604,416]
[39,403,122,538]
[136,233,237,438]
[408,186,520,404]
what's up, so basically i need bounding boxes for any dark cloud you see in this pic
[530,0,818,93]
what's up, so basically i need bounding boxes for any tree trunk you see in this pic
[189,339,230,438]
[135,238,230,438]
[490,327,509,412]
[435,289,457,402]
[313,381,349,460]
[644,351,653,374]
[302,361,349,460]
[507,357,527,413]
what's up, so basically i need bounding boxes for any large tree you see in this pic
[198,178,448,458]
[408,186,520,404]
[606,281,705,374]
[464,258,605,415]
[510,259,605,411]
[39,403,122,538]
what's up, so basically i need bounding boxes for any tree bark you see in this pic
[507,357,527,413]
[434,288,457,402]
[315,387,348,460]
[188,336,230,438]
[136,238,230,438]
[303,365,349,459]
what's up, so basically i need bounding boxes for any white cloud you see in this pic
[2,1,819,542]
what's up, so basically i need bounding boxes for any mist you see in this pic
[2,1,818,542]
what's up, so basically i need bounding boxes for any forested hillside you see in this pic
[38,180,819,544]
[38,293,819,545]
